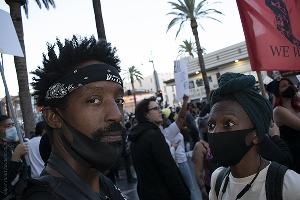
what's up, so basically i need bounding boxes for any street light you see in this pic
[149,60,160,93]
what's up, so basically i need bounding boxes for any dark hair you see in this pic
[31,35,120,108]
[0,115,10,124]
[35,121,46,136]
[274,78,300,111]
[135,96,156,123]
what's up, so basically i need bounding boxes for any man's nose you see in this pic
[105,100,122,123]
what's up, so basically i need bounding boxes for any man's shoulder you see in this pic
[23,174,126,200]
[22,177,60,200]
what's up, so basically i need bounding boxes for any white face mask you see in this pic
[5,127,19,142]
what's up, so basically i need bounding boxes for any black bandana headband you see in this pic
[45,63,123,101]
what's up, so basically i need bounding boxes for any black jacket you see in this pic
[22,153,125,200]
[129,122,190,200]
[0,141,23,199]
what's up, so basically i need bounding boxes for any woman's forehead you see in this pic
[210,100,244,116]
[148,101,158,107]
[279,79,290,86]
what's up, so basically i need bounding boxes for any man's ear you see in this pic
[43,108,62,129]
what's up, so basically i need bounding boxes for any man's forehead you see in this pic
[79,81,124,94]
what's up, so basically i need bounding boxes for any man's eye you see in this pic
[88,97,102,104]
[116,98,124,105]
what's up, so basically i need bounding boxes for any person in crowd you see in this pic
[186,103,200,149]
[193,116,216,200]
[207,72,300,200]
[168,107,176,123]
[0,115,28,199]
[121,121,136,183]
[193,116,293,199]
[27,121,46,178]
[23,35,126,199]
[273,77,300,173]
[129,96,190,200]
[161,95,200,200]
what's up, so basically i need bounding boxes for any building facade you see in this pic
[122,72,174,112]
[164,41,269,106]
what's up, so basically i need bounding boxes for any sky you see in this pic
[0,0,246,97]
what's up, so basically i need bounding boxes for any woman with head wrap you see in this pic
[273,77,300,173]
[208,73,300,200]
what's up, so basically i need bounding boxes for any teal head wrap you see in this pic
[210,72,272,140]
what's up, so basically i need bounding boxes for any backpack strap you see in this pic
[215,167,230,198]
[265,162,288,200]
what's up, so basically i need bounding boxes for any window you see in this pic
[189,81,195,89]
[195,79,204,87]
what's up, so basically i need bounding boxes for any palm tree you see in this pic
[178,39,196,57]
[92,0,106,41]
[126,66,143,107]
[167,0,223,98]
[5,0,55,137]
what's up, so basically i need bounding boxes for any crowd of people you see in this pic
[0,35,300,200]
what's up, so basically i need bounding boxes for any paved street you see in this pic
[116,168,139,200]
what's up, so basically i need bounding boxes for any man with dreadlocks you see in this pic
[23,35,127,200]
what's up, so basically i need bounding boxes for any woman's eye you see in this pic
[224,120,235,128]
[116,98,124,105]
[88,97,102,104]
[207,122,215,132]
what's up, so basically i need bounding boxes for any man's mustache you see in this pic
[91,123,124,141]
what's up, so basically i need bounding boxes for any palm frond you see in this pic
[178,39,196,57]
[197,8,223,16]
[203,16,222,23]
[168,1,188,16]
[127,66,143,83]
[175,20,185,38]
[167,17,182,32]
[195,0,207,14]
[167,0,223,37]
[23,0,29,17]
[35,0,42,8]
[23,0,55,18]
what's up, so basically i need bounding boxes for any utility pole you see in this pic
[149,60,160,93]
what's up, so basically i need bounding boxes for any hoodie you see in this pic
[129,122,190,200]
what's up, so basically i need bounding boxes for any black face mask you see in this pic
[281,85,296,98]
[57,113,123,173]
[208,128,255,167]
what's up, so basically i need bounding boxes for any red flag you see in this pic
[236,0,300,71]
